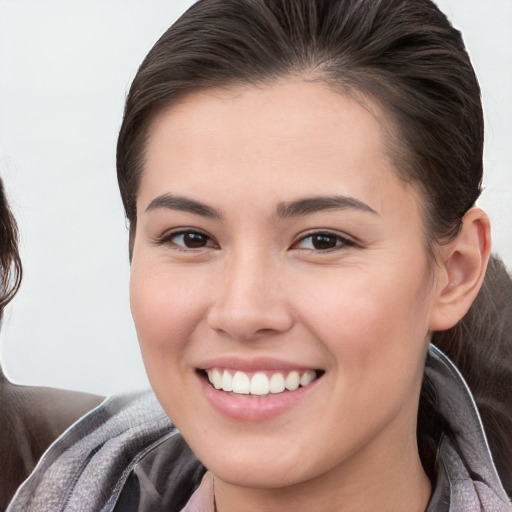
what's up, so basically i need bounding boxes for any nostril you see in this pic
[206,294,294,341]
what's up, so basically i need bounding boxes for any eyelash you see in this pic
[292,231,357,252]
[154,228,356,253]
[153,229,217,251]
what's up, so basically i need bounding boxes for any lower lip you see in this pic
[198,373,319,422]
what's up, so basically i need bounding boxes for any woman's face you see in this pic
[130,80,439,491]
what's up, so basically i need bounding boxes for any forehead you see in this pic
[139,79,418,217]
[147,80,389,162]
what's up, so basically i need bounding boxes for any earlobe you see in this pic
[429,207,491,331]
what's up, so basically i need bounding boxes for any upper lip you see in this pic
[197,356,322,373]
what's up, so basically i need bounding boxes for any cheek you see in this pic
[129,261,210,374]
[295,259,432,387]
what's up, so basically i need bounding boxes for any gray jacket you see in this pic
[7,345,512,512]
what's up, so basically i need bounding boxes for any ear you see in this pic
[429,207,491,331]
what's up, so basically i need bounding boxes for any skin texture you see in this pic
[129,80,490,511]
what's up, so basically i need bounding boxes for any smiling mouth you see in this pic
[201,368,323,396]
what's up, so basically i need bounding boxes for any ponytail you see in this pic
[432,254,512,495]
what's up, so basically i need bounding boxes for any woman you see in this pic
[7,0,512,510]
[0,180,102,510]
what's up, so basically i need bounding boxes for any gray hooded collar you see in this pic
[425,345,511,511]
[7,345,511,511]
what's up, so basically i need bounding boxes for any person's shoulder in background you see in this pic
[0,368,103,511]
[0,177,104,510]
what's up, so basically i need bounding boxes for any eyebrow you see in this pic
[275,195,378,218]
[145,194,222,219]
[145,193,377,220]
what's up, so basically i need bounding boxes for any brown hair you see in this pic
[0,178,22,316]
[116,0,512,493]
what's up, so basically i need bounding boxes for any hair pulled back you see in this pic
[0,178,22,316]
[116,0,512,493]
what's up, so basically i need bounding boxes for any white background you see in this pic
[0,0,511,396]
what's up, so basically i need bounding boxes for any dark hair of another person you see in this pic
[0,180,104,509]
[116,0,512,494]
[0,178,22,316]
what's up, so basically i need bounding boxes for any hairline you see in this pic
[127,73,442,261]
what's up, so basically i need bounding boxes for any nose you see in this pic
[207,250,294,341]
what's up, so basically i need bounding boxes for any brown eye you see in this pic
[293,231,355,251]
[157,229,216,250]
[181,232,209,248]
[310,234,339,250]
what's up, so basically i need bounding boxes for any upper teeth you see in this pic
[206,369,317,395]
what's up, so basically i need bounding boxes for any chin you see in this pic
[205,454,313,490]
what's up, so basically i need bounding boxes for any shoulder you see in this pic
[7,390,204,512]
[0,371,102,509]
[426,345,512,512]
